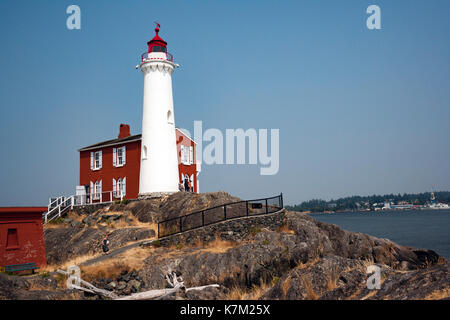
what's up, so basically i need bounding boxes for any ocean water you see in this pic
[309,209,450,259]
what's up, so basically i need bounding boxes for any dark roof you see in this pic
[78,134,142,152]
[0,207,48,214]
[78,128,196,152]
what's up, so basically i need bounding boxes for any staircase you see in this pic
[42,190,122,224]
[43,196,74,224]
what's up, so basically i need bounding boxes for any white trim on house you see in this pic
[176,128,197,145]
[112,146,126,167]
[92,151,102,171]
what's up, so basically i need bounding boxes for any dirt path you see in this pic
[80,240,154,267]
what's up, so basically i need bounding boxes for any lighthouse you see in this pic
[138,23,180,197]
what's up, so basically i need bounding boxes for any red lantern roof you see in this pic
[147,22,167,53]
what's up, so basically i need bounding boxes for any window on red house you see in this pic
[6,228,19,248]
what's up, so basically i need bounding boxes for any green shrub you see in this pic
[152,240,161,247]
[121,199,129,205]
[249,226,262,236]
[40,272,50,278]
[49,217,64,225]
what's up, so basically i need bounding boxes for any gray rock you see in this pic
[107,281,117,289]
[128,280,141,292]
[122,273,131,282]
[70,221,81,228]
[117,281,127,291]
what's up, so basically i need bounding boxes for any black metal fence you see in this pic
[157,194,283,238]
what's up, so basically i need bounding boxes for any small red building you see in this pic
[77,124,199,202]
[0,207,47,268]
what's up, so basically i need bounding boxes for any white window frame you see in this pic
[117,178,123,198]
[114,146,126,167]
[117,147,124,166]
[181,145,190,165]
[180,146,184,164]
[142,145,148,160]
[113,177,126,198]
[93,181,101,200]
[93,151,102,170]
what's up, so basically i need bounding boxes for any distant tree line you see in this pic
[286,191,450,213]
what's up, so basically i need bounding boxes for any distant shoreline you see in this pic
[308,208,450,215]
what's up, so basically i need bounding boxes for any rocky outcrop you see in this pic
[44,191,239,265]
[45,227,155,265]
[24,195,450,300]
[155,209,285,246]
[261,255,450,300]
[93,269,144,296]
[130,211,448,300]
[284,211,440,270]
[108,191,241,223]
[0,273,83,300]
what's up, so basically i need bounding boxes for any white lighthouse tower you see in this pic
[138,23,179,197]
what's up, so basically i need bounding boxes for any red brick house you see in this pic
[0,207,47,269]
[77,124,199,202]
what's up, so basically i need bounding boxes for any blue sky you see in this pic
[0,0,449,206]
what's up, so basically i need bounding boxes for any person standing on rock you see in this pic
[102,234,110,255]
[184,175,189,192]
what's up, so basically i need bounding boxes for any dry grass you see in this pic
[327,266,340,291]
[215,265,242,284]
[56,292,83,300]
[44,223,65,229]
[44,209,158,235]
[281,275,292,298]
[40,252,102,273]
[277,224,295,235]
[201,238,237,254]
[115,214,156,228]
[97,212,158,232]
[346,287,363,300]
[360,288,379,300]
[168,235,238,254]
[424,288,450,300]
[80,260,128,283]
[360,277,386,300]
[296,257,319,270]
[300,275,318,300]
[79,247,151,282]
[361,255,375,269]
[27,281,53,291]
[44,211,87,229]
[225,280,275,300]
[225,286,247,300]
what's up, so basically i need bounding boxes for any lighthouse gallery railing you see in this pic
[141,52,173,62]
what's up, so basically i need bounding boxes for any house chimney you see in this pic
[118,124,130,139]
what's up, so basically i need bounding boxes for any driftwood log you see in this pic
[57,269,119,299]
[57,268,219,300]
